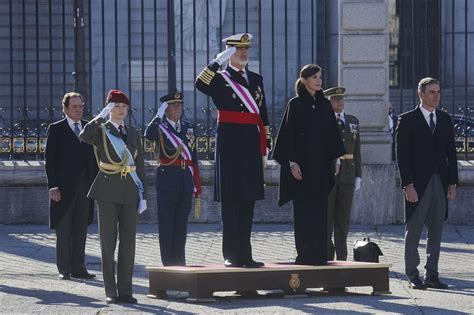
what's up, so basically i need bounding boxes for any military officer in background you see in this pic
[195,33,271,268]
[80,89,147,305]
[144,92,201,268]
[324,87,362,262]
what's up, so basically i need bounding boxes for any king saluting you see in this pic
[195,33,271,268]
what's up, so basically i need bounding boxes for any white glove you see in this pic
[156,102,168,119]
[98,102,116,119]
[355,177,361,191]
[215,46,236,65]
[138,199,147,214]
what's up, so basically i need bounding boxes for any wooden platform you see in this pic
[146,261,391,301]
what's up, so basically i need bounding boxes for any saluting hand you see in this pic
[290,163,303,181]
[98,102,116,119]
[156,102,168,119]
[49,188,61,202]
[215,46,236,65]
[405,184,419,203]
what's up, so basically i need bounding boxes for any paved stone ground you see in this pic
[0,223,473,314]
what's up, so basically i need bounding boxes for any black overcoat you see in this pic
[44,118,97,229]
[195,62,269,201]
[396,106,458,221]
[273,89,345,206]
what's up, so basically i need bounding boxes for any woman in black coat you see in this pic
[273,64,345,265]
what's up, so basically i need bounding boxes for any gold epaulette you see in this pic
[197,67,215,85]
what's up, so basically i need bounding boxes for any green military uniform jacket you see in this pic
[337,113,361,184]
[79,117,147,205]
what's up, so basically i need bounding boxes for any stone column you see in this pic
[338,0,398,224]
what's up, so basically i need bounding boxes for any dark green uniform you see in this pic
[327,112,361,260]
[80,116,147,299]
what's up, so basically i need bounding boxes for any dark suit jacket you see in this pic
[79,117,147,205]
[195,62,269,201]
[396,106,458,221]
[44,118,97,229]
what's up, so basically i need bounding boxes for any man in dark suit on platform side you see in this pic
[45,92,98,280]
[396,77,458,290]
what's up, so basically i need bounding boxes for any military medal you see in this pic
[312,105,315,109]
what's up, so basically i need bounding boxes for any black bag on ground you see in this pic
[353,236,383,263]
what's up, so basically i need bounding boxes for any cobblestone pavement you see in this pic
[0,224,473,314]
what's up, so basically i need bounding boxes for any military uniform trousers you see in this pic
[405,174,445,283]
[221,200,255,264]
[97,201,137,298]
[327,181,355,261]
[156,190,192,266]
[55,171,90,275]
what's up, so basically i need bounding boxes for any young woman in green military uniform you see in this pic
[79,89,147,305]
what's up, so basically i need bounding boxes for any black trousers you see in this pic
[55,172,90,275]
[221,200,255,263]
[157,190,192,266]
[293,196,328,265]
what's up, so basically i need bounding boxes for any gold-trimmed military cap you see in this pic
[222,33,253,48]
[159,91,183,104]
[324,86,346,98]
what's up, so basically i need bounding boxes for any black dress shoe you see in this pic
[424,278,448,289]
[224,259,244,267]
[324,287,347,293]
[409,277,427,290]
[106,296,118,304]
[118,295,138,304]
[71,272,96,279]
[243,260,265,268]
[58,273,70,280]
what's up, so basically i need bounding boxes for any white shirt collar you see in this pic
[419,104,437,125]
[66,116,81,129]
[166,117,181,130]
[335,111,345,123]
[109,120,125,132]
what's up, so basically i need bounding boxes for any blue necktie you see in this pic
[73,122,80,137]
[429,113,435,132]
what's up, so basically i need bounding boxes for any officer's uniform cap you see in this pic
[222,33,253,48]
[160,91,183,104]
[324,86,346,98]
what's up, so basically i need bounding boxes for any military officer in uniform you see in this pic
[144,91,201,267]
[80,89,147,305]
[195,33,271,268]
[324,87,362,261]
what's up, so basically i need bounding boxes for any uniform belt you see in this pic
[340,154,354,160]
[99,161,136,173]
[159,157,193,169]
[217,110,266,156]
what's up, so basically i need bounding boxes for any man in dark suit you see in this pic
[396,77,458,290]
[45,92,97,280]
[195,33,271,268]
[144,92,201,267]
[389,103,398,161]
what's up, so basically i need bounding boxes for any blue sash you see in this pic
[104,128,144,207]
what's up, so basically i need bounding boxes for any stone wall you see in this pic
[1,160,473,225]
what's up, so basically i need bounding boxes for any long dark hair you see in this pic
[295,64,321,97]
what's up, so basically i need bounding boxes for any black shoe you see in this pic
[224,259,244,267]
[58,273,70,280]
[243,260,265,268]
[71,272,96,279]
[106,296,118,304]
[424,278,448,289]
[118,295,138,304]
[409,277,427,290]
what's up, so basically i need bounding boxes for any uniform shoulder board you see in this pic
[181,119,195,128]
